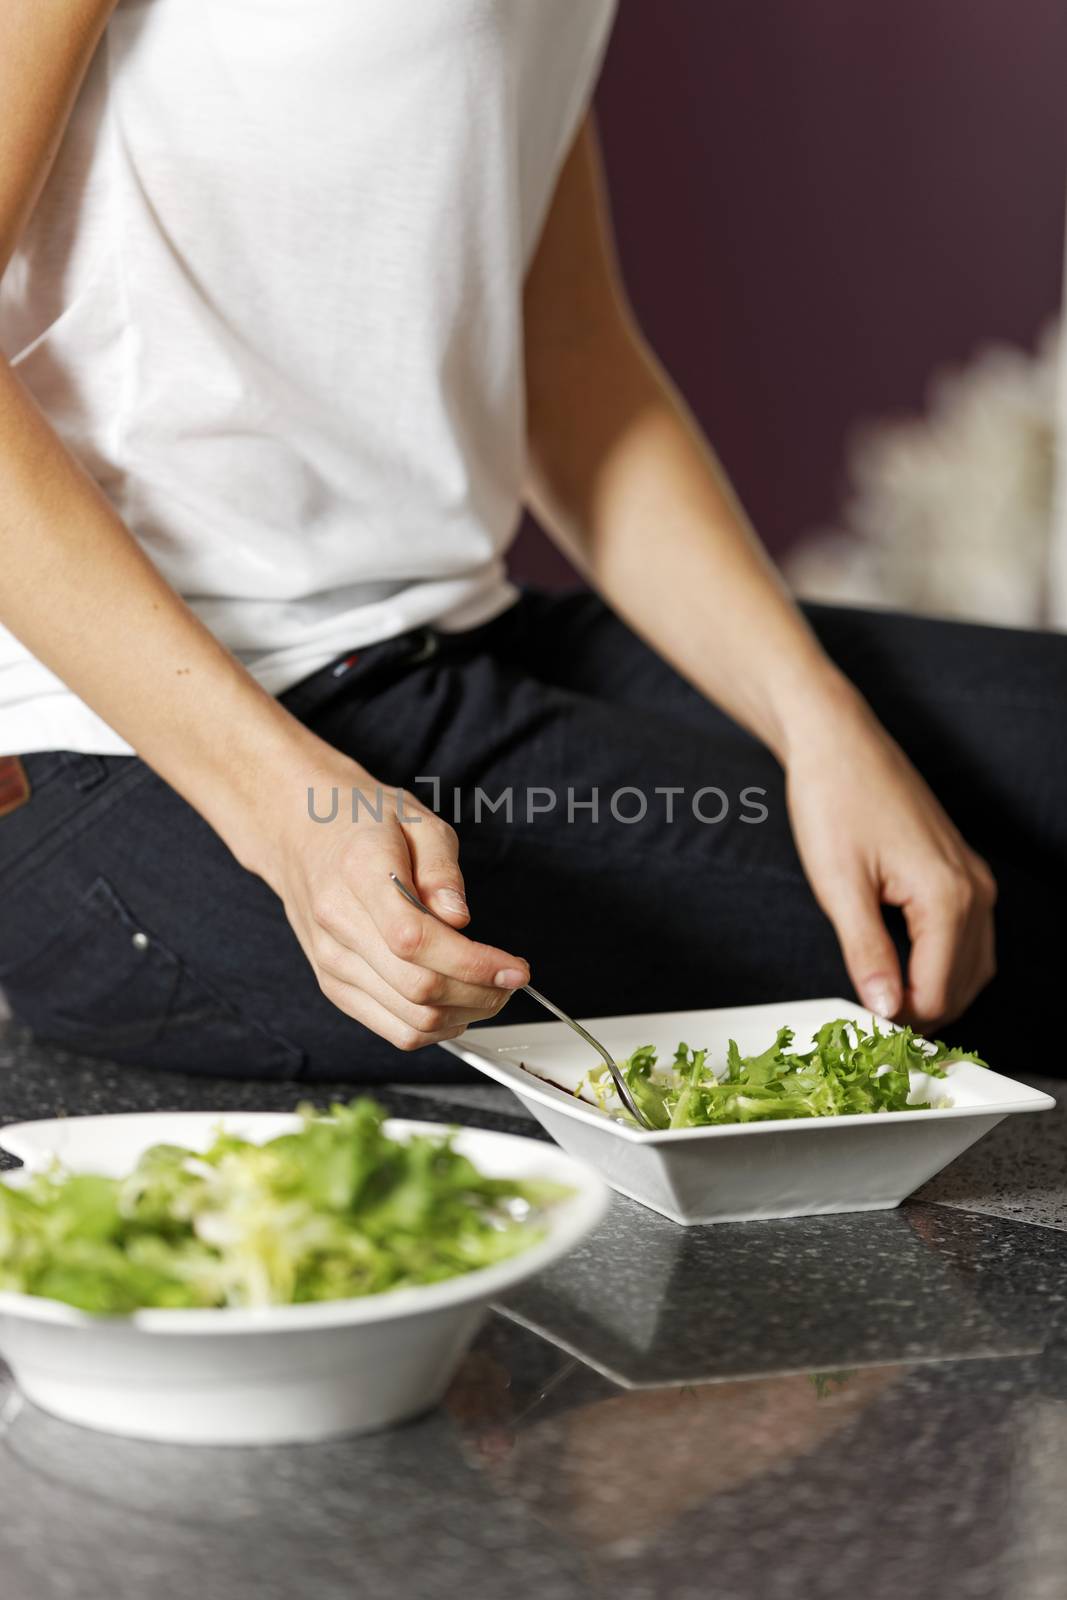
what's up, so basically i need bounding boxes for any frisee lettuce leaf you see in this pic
[0,1099,570,1314]
[582,1018,986,1129]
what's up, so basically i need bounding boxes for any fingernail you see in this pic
[494,968,528,990]
[864,981,898,1018]
[436,888,468,915]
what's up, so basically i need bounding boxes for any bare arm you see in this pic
[523,119,996,1028]
[522,120,850,764]
[0,3,527,1047]
[1,2,117,271]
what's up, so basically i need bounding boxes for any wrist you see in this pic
[770,662,876,770]
[243,748,383,894]
[181,702,375,892]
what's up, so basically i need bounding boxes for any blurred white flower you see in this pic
[785,321,1061,627]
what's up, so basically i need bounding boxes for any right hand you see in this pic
[257,752,530,1051]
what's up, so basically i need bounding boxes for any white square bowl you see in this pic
[443,996,1055,1225]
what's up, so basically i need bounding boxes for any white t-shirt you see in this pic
[0,0,616,755]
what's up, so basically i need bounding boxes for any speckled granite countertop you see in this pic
[2,1021,1067,1600]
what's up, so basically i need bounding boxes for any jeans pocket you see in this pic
[0,753,148,899]
[0,874,305,1080]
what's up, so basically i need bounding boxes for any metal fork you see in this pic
[388,873,652,1129]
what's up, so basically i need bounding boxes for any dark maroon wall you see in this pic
[510,0,1067,589]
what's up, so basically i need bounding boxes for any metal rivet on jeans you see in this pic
[131,931,149,951]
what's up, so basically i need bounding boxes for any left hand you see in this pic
[783,691,997,1030]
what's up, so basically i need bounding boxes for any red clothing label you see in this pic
[0,756,31,817]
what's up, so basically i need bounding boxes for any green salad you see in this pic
[0,1100,567,1314]
[583,1017,986,1130]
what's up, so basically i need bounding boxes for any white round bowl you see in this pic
[0,1112,609,1445]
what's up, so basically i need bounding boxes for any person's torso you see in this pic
[0,0,616,752]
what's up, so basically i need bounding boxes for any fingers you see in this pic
[360,866,529,992]
[901,854,997,1027]
[399,803,471,928]
[287,760,532,1052]
[299,810,529,1058]
[370,940,519,1014]
[315,972,473,1052]
[787,719,999,1037]
[307,823,527,993]
[315,933,514,1032]
[903,911,959,1026]
[821,874,904,1019]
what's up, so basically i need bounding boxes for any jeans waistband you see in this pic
[277,627,443,721]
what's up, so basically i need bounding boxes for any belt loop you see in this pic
[78,756,110,791]
[61,752,110,791]
[405,627,439,665]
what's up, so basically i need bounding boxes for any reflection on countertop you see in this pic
[1,1022,1066,1600]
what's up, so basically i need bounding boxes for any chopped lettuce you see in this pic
[0,1099,568,1314]
[582,1017,986,1129]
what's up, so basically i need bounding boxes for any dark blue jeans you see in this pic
[0,592,1063,1081]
